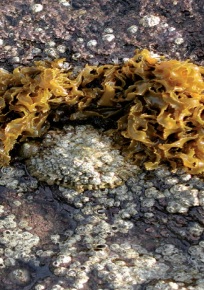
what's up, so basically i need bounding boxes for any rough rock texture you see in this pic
[1,0,204,71]
[0,165,204,290]
[0,1,204,289]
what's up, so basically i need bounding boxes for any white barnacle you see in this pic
[26,125,139,192]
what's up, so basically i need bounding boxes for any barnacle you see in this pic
[0,49,204,174]
[25,125,139,192]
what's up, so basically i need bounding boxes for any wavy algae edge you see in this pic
[0,49,204,174]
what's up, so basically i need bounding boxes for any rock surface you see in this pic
[1,0,204,71]
[0,1,204,289]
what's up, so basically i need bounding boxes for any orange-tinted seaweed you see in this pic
[0,49,204,174]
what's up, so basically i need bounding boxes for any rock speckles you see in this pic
[0,166,38,191]
[127,25,138,34]
[59,0,71,7]
[87,39,98,48]
[1,0,204,288]
[1,228,39,260]
[26,125,139,192]
[8,268,31,286]
[102,34,115,42]
[43,167,204,289]
[0,163,204,289]
[31,4,43,13]
[1,0,204,71]
[140,15,161,27]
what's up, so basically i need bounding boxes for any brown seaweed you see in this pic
[0,49,204,174]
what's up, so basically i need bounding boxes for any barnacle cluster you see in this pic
[0,49,204,173]
[25,125,139,192]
